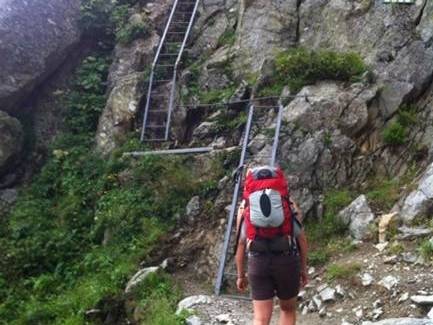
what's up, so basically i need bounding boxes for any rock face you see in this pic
[234,0,298,72]
[0,0,81,112]
[299,0,433,119]
[399,163,433,223]
[338,195,375,240]
[96,34,160,153]
[276,82,377,215]
[0,111,24,175]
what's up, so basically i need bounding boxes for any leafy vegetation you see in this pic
[383,121,407,145]
[325,262,361,281]
[210,110,248,134]
[199,85,237,104]
[305,190,354,266]
[383,104,417,146]
[418,239,433,261]
[0,52,210,324]
[258,48,367,97]
[80,0,147,44]
[217,28,236,48]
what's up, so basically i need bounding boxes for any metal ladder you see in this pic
[140,0,200,142]
[214,100,284,297]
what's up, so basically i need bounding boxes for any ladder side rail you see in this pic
[140,0,179,141]
[214,104,255,296]
[270,102,283,167]
[165,0,200,140]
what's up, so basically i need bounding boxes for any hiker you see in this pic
[234,166,308,325]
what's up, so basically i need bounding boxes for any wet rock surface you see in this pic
[0,0,81,112]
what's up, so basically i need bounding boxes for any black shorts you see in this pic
[248,253,300,301]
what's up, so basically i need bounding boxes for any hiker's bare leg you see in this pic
[253,299,273,325]
[279,298,297,325]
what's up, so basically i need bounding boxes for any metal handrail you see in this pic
[214,104,255,296]
[140,0,180,141]
[165,0,201,140]
[271,102,283,167]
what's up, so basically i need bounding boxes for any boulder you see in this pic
[0,0,81,112]
[282,83,377,137]
[399,163,433,223]
[0,111,24,175]
[124,259,167,294]
[338,195,376,240]
[176,295,212,315]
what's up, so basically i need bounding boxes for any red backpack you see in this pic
[242,166,293,241]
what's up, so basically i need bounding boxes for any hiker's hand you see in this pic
[237,276,248,292]
[300,269,308,288]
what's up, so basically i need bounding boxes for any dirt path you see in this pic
[175,241,433,325]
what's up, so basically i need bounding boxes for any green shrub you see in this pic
[308,251,330,266]
[116,20,149,44]
[0,51,214,323]
[397,105,417,127]
[199,85,237,104]
[326,262,361,281]
[80,0,115,34]
[366,178,400,211]
[217,29,236,48]
[418,239,433,261]
[134,272,186,325]
[383,121,407,145]
[259,48,367,96]
[324,190,354,215]
[80,0,145,44]
[211,110,248,134]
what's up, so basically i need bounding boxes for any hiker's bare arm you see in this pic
[235,241,248,291]
[297,230,309,287]
[290,199,303,222]
[235,240,246,278]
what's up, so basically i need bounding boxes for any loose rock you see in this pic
[378,275,399,291]
[362,318,433,325]
[411,295,433,306]
[186,315,202,325]
[361,273,374,287]
[338,195,375,240]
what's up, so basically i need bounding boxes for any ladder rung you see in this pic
[172,21,190,24]
[149,109,168,113]
[160,53,179,56]
[167,32,186,34]
[153,79,171,83]
[155,64,175,67]
[147,125,166,129]
[144,138,166,142]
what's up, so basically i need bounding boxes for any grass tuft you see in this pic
[326,262,361,281]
